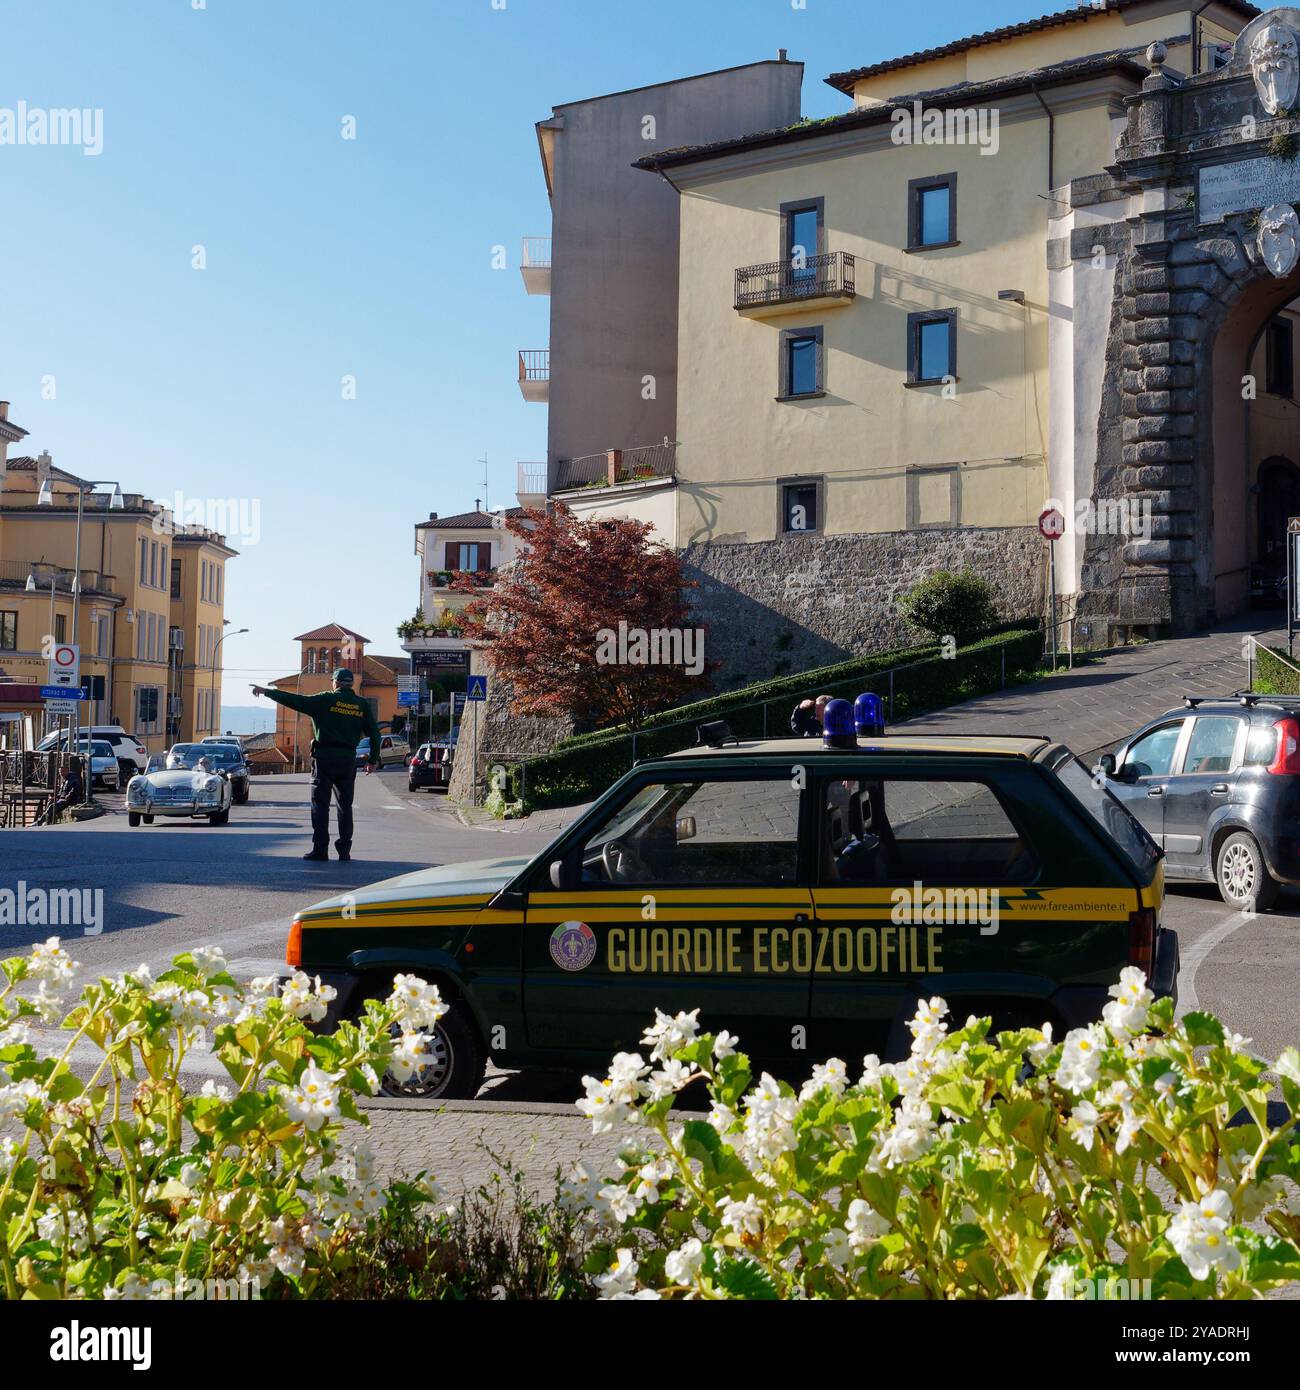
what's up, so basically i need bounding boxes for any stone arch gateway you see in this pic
[1055,7,1300,643]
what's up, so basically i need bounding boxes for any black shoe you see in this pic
[336,850,351,862]
[303,850,328,862]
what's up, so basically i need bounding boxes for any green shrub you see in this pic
[1254,645,1300,696]
[516,627,1041,810]
[574,979,1300,1299]
[899,570,1000,644]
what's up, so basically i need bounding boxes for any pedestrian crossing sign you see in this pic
[466,675,488,702]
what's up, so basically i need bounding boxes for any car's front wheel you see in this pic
[1215,831,1280,912]
[128,812,141,827]
[209,809,230,826]
[377,994,485,1100]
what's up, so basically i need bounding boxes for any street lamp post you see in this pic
[210,626,249,737]
[37,473,123,736]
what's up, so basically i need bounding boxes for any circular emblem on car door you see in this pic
[549,920,597,971]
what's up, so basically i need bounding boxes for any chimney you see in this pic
[37,449,53,487]
[0,402,8,420]
[778,49,788,62]
[475,498,481,512]
[428,512,437,521]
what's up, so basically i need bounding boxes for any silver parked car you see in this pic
[73,740,121,790]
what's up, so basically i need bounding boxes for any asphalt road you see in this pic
[2,769,1299,1091]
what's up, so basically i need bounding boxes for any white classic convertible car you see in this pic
[125,754,233,826]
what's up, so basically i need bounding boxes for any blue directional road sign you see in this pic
[397,690,420,707]
[466,675,488,703]
[40,686,87,700]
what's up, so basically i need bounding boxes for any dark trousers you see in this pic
[310,754,356,854]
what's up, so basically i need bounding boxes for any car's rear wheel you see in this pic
[376,993,485,1100]
[1215,831,1280,912]
[143,815,154,824]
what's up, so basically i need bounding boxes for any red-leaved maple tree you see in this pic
[452,505,711,731]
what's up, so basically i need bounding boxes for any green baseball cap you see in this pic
[333,667,355,686]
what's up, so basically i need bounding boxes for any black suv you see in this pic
[1102,695,1300,910]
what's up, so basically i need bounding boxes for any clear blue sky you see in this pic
[0,0,1052,704]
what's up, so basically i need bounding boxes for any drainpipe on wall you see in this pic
[1030,84,1055,194]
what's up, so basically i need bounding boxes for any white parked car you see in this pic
[125,756,233,826]
[37,725,148,779]
[73,740,121,790]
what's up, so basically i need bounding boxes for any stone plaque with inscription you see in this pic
[1199,156,1300,222]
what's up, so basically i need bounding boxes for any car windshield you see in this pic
[168,745,209,768]
[146,754,168,772]
[201,746,243,767]
[1055,758,1162,875]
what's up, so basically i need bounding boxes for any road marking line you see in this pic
[1177,907,1251,1017]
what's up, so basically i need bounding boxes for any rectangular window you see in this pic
[780,478,822,535]
[54,614,66,645]
[0,611,15,651]
[778,325,824,400]
[139,538,148,584]
[149,541,158,588]
[171,558,182,599]
[819,777,1034,885]
[201,560,208,602]
[782,198,823,283]
[1267,319,1293,397]
[215,564,221,604]
[136,686,160,732]
[1178,716,1240,774]
[161,546,169,590]
[907,310,957,385]
[578,775,803,887]
[908,173,957,250]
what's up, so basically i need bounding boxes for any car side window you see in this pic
[1123,722,1185,778]
[1244,725,1278,766]
[820,777,1035,884]
[576,776,802,886]
[1178,717,1240,775]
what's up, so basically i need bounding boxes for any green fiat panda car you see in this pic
[284,728,1175,1099]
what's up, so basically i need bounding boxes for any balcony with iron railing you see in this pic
[553,442,676,493]
[734,250,857,318]
[516,461,547,503]
[518,349,550,403]
[521,237,551,295]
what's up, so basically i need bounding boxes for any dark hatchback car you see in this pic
[166,742,251,804]
[1101,695,1300,910]
[407,741,453,793]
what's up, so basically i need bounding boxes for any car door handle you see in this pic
[1146,786,1164,798]
[1210,784,1230,796]
[795,913,809,922]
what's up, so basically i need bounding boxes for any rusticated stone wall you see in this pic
[681,525,1043,687]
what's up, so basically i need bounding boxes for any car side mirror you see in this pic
[1113,761,1139,783]
[1096,753,1117,778]
[675,815,697,843]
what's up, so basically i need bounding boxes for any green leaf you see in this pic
[1181,1011,1226,1047]
[714,1255,778,1300]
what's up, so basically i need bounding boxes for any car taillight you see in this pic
[411,757,423,767]
[134,746,146,756]
[286,916,302,969]
[1268,718,1300,775]
[1128,907,1155,975]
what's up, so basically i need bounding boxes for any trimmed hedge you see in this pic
[513,626,1043,811]
[1254,644,1300,696]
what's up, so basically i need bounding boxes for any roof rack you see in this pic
[1182,696,1204,708]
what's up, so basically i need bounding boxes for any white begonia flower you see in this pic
[1102,966,1153,1037]
[191,945,227,976]
[1056,1024,1105,1094]
[821,1227,853,1268]
[267,1217,307,1278]
[707,1100,737,1135]
[859,1053,887,1088]
[199,1079,232,1101]
[664,1238,706,1287]
[800,1057,848,1102]
[1225,1031,1253,1055]
[0,1078,43,1124]
[105,1272,156,1301]
[1067,1100,1100,1152]
[1026,1023,1054,1067]
[387,1030,431,1084]
[0,1020,32,1047]
[0,1136,21,1175]
[32,981,65,1024]
[179,1162,205,1190]
[647,1058,696,1100]
[280,971,337,1024]
[599,1183,641,1223]
[595,1249,641,1299]
[633,1158,673,1205]
[390,974,447,1030]
[907,996,949,1056]
[641,1008,701,1062]
[36,1205,89,1254]
[719,1193,764,1237]
[576,1052,649,1133]
[283,1064,342,1131]
[846,1198,889,1248]
[874,1094,936,1168]
[1167,1188,1242,1282]
[29,936,78,986]
[713,1030,739,1059]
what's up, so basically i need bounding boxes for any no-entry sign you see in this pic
[1038,507,1065,542]
[48,643,81,687]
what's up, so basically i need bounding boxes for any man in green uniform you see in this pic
[251,668,382,862]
